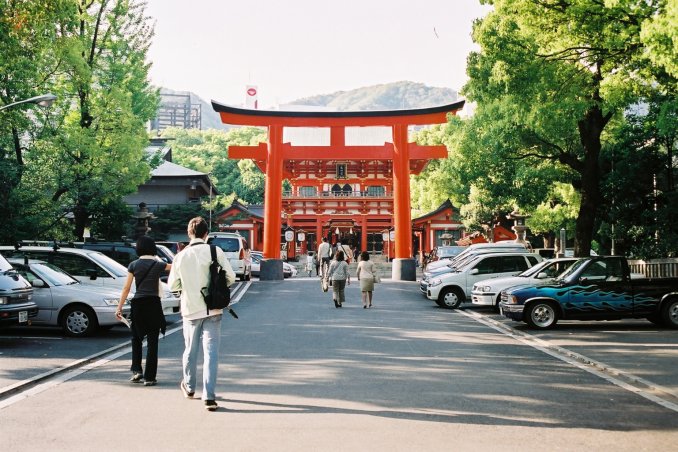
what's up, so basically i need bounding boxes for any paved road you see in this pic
[2,279,678,451]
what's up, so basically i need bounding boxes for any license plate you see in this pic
[18,310,28,324]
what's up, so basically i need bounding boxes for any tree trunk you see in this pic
[73,202,88,241]
[574,105,607,257]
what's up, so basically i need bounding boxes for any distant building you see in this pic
[150,91,201,131]
[124,138,217,211]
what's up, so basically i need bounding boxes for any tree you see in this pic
[0,0,76,242]
[464,0,673,256]
[45,0,159,240]
[162,126,267,205]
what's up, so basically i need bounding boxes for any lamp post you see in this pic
[0,93,57,112]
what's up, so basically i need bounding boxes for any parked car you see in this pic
[155,241,185,254]
[0,246,179,315]
[250,251,297,278]
[423,245,466,268]
[499,256,678,329]
[426,242,529,273]
[426,252,542,309]
[10,259,131,337]
[420,245,536,295]
[0,253,38,327]
[206,232,252,281]
[471,258,578,309]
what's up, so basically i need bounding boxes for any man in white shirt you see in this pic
[317,237,331,276]
[168,217,235,411]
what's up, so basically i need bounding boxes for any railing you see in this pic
[282,191,392,198]
[627,259,678,278]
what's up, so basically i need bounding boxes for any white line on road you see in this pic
[0,281,252,410]
[459,309,678,413]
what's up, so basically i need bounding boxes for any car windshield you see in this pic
[87,251,128,277]
[0,253,12,272]
[208,237,240,252]
[28,262,79,286]
[556,258,587,281]
[437,246,465,258]
[517,260,551,277]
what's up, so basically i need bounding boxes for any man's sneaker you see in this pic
[204,400,218,411]
[180,380,194,399]
[143,380,157,386]
[129,373,143,383]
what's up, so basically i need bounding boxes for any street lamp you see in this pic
[0,93,57,112]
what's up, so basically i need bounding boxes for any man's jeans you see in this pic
[182,314,222,400]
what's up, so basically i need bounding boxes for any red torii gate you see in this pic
[211,100,465,280]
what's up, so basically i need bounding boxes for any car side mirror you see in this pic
[32,279,46,288]
[536,272,548,279]
[579,277,589,284]
[469,268,479,275]
[86,268,98,280]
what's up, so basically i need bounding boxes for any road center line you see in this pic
[459,309,678,413]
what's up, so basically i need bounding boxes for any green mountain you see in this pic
[159,82,459,131]
[291,81,458,111]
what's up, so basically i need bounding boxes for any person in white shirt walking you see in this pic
[168,217,236,411]
[317,237,332,277]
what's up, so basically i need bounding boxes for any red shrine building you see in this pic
[211,101,466,280]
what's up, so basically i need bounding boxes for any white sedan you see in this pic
[250,253,297,278]
[10,259,131,337]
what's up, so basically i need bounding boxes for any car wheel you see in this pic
[438,287,464,309]
[60,305,98,337]
[525,301,558,329]
[660,298,678,329]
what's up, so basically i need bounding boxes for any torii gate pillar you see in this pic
[391,124,416,281]
[260,125,284,280]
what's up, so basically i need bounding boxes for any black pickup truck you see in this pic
[499,256,678,329]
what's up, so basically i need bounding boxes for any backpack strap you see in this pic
[209,244,218,265]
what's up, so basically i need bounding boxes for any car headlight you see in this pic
[478,285,492,292]
[507,295,518,304]
[103,297,130,306]
[429,278,442,287]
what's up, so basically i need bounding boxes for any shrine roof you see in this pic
[211,100,466,127]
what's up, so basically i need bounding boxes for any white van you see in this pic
[206,232,252,281]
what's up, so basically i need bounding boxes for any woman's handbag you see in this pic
[321,277,329,292]
[374,273,381,283]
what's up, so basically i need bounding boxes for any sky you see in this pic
[144,0,492,108]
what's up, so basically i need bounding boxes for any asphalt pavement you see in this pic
[2,278,678,451]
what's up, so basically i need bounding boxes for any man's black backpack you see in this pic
[201,245,237,318]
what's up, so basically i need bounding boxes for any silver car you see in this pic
[0,246,179,315]
[10,259,131,337]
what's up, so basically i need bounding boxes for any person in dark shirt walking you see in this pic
[116,236,171,386]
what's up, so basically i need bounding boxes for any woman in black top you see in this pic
[116,236,171,386]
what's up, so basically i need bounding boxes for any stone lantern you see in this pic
[507,210,530,245]
[132,202,156,239]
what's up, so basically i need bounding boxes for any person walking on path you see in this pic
[116,236,171,386]
[317,237,332,277]
[337,241,353,264]
[306,251,315,277]
[326,249,350,308]
[167,217,236,411]
[356,251,377,309]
